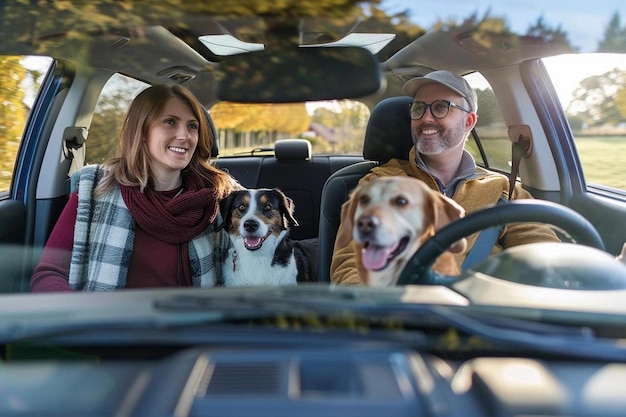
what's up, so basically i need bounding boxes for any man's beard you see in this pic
[412,122,465,155]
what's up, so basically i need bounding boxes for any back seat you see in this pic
[214,139,362,240]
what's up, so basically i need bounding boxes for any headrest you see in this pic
[274,139,312,160]
[363,96,413,163]
[203,107,219,158]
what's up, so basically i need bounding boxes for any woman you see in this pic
[31,84,237,291]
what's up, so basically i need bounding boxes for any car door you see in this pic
[535,54,626,256]
[464,56,626,258]
[0,56,68,292]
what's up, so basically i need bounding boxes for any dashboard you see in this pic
[2,343,625,417]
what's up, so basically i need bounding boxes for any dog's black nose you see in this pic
[244,219,259,233]
[357,215,379,236]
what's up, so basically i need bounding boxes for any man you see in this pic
[330,70,560,285]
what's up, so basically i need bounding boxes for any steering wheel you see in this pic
[396,199,605,286]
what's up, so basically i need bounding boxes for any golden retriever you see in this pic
[337,176,467,286]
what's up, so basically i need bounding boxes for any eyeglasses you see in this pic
[409,99,471,120]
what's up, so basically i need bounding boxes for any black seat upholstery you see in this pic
[257,139,328,240]
[317,96,413,282]
[274,138,312,160]
[203,107,219,158]
[210,125,219,158]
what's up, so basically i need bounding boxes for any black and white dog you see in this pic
[220,188,318,286]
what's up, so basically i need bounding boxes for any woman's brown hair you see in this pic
[96,84,233,198]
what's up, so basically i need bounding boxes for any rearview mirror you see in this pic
[216,46,381,103]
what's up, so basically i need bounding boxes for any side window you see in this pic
[465,72,510,173]
[0,55,52,194]
[544,53,626,193]
[86,74,148,165]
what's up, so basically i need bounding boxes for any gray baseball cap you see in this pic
[402,70,478,112]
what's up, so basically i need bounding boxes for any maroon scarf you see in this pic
[120,170,219,244]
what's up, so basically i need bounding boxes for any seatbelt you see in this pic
[461,198,506,270]
[507,126,532,201]
[461,125,532,270]
[508,138,531,200]
[462,129,532,270]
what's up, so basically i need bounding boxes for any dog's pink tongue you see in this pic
[244,236,262,249]
[361,245,394,271]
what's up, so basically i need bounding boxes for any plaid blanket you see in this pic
[68,165,228,290]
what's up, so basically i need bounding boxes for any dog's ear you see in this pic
[273,188,299,228]
[336,188,359,247]
[431,192,465,229]
[219,191,238,231]
[430,193,467,253]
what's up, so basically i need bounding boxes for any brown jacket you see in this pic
[330,148,560,285]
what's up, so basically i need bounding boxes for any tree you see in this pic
[0,56,27,191]
[615,87,626,120]
[597,12,626,52]
[474,88,502,127]
[356,3,426,61]
[567,68,626,126]
[310,100,369,153]
[211,102,311,135]
[526,16,571,48]
[87,78,147,164]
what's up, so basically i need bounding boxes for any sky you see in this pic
[381,0,626,52]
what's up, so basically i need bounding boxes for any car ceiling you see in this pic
[0,0,575,104]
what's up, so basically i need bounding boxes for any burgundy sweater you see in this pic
[31,190,191,292]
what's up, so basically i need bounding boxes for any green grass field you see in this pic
[575,136,626,191]
[474,135,626,192]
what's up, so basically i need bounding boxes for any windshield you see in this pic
[7,2,626,416]
[2,0,626,362]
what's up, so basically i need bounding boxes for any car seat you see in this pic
[205,107,219,158]
[256,139,330,240]
[317,96,414,282]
